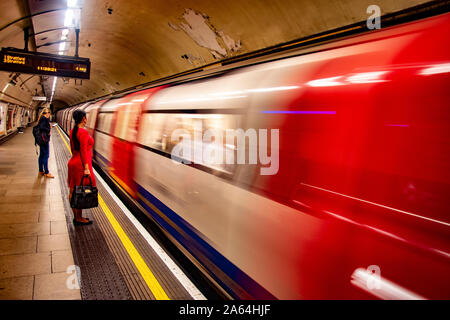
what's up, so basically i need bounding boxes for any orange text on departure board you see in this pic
[37,66,57,72]
[3,55,25,65]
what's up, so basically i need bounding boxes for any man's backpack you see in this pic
[33,125,45,146]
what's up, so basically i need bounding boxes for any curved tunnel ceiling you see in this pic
[0,0,430,109]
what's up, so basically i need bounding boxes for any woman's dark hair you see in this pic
[72,110,86,151]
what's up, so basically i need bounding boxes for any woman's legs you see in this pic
[40,143,54,178]
[69,189,89,223]
[39,143,50,174]
[38,145,45,173]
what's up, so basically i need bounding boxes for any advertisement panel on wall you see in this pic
[0,102,6,136]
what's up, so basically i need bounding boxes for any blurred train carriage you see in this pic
[56,13,450,299]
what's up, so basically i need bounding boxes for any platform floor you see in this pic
[0,126,80,300]
[0,125,205,300]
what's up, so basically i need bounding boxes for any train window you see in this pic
[96,113,106,132]
[138,113,168,151]
[137,112,241,174]
[113,109,125,139]
[105,114,114,133]
[113,104,141,141]
[85,111,93,129]
[96,112,114,134]
[96,113,105,132]
[114,107,131,140]
[85,110,96,130]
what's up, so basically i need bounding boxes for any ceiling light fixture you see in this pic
[1,83,10,94]
[64,9,74,27]
[67,0,78,8]
[50,77,57,103]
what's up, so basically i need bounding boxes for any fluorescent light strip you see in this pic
[1,83,9,93]
[50,77,57,102]
[64,9,74,27]
[67,0,77,8]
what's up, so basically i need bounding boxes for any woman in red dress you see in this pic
[68,110,95,225]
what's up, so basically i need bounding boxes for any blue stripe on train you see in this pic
[136,183,276,300]
[94,150,111,168]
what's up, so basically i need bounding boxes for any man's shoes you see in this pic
[44,173,55,178]
[38,172,44,177]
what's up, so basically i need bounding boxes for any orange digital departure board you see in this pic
[0,48,90,79]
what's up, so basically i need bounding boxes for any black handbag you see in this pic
[70,175,98,209]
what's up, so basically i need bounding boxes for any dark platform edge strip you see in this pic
[52,126,133,300]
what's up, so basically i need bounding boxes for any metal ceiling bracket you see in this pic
[75,28,80,57]
[24,27,29,51]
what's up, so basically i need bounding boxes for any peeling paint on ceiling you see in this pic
[168,22,180,31]
[173,8,242,59]
[218,30,242,53]
[181,52,206,66]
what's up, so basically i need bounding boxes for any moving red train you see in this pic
[56,13,450,299]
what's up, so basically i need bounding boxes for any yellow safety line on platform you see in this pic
[56,125,72,153]
[55,125,170,300]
